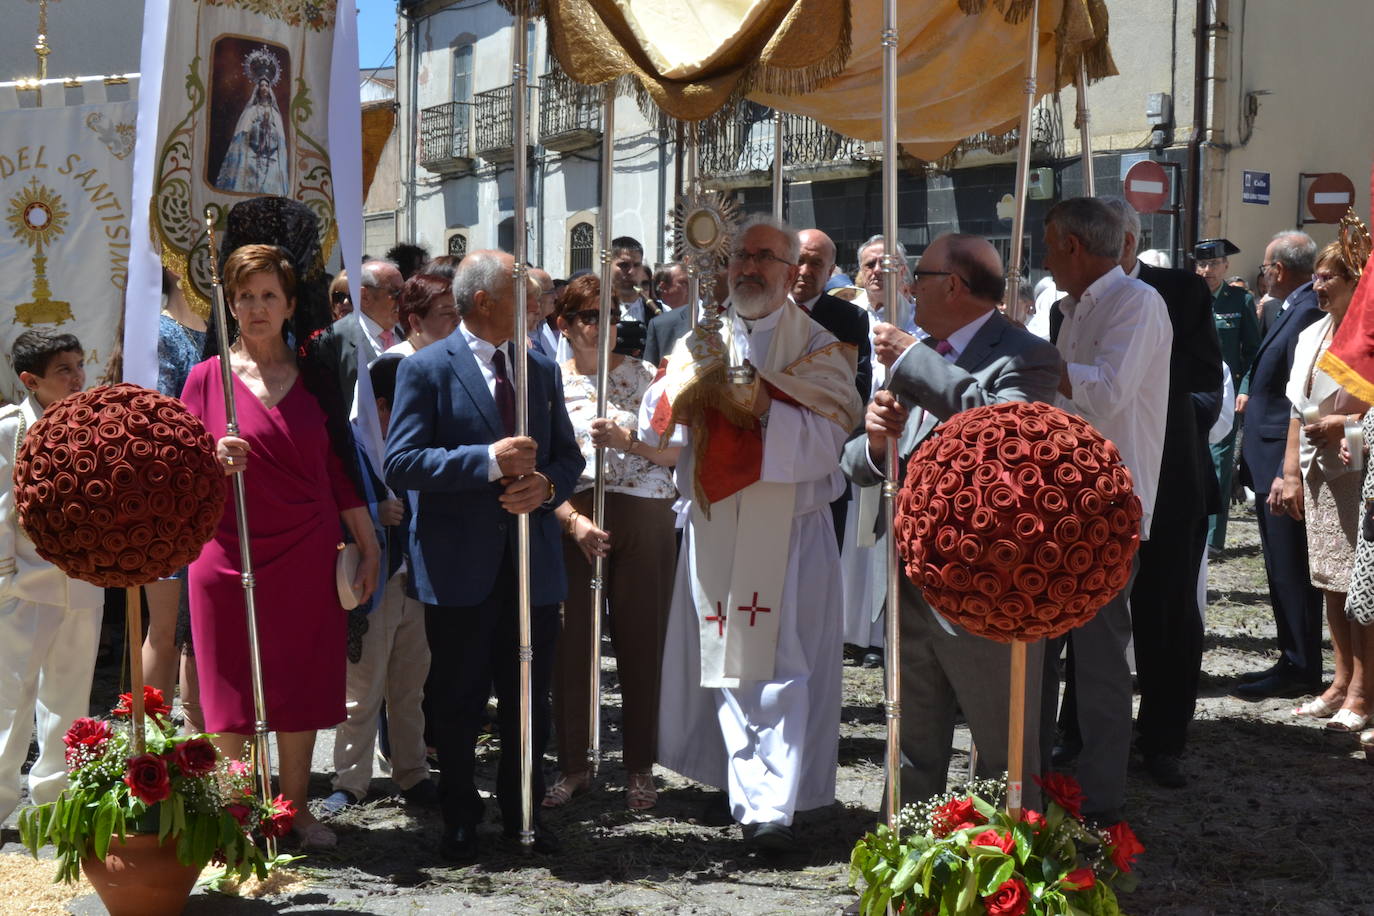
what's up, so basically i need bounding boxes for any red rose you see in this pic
[1104,821,1144,872]
[1043,409,1071,430]
[972,572,1005,598]
[1011,514,1043,540]
[982,878,1029,916]
[97,421,124,442]
[996,438,1030,464]
[958,536,984,564]
[988,539,1024,567]
[1063,545,1094,575]
[1082,569,1107,594]
[1053,464,1083,487]
[926,496,950,522]
[952,450,981,473]
[71,453,97,476]
[1048,429,1077,450]
[930,797,985,837]
[971,829,1016,855]
[1035,543,1064,570]
[972,460,1006,486]
[1033,487,1067,516]
[172,737,218,777]
[52,472,79,496]
[934,437,963,462]
[939,563,973,591]
[67,426,95,448]
[124,753,172,805]
[63,717,113,767]
[127,438,155,461]
[109,464,138,489]
[81,478,109,502]
[225,803,252,826]
[976,426,1002,447]
[985,484,1018,512]
[1034,772,1085,820]
[1076,489,1104,516]
[1107,508,1133,536]
[935,526,961,555]
[935,470,963,496]
[1084,517,1111,546]
[1011,565,1047,594]
[1071,447,1100,472]
[1053,516,1083,544]
[968,507,999,533]
[1063,867,1096,890]
[1019,416,1048,437]
[1030,441,1061,464]
[1106,562,1132,591]
[259,794,296,838]
[113,685,172,720]
[128,524,154,548]
[1094,475,1119,500]
[953,489,979,515]
[1020,808,1045,828]
[1012,464,1042,490]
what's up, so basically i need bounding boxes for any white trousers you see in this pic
[331,571,432,798]
[0,598,102,822]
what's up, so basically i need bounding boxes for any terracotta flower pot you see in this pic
[81,833,201,916]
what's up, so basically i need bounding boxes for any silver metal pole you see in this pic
[510,8,535,851]
[879,0,903,833]
[203,208,274,857]
[771,110,785,219]
[588,81,616,779]
[1076,56,1096,196]
[1005,0,1042,325]
[686,121,700,333]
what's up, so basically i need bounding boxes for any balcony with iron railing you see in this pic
[418,101,472,176]
[698,102,877,187]
[474,85,533,163]
[539,67,601,153]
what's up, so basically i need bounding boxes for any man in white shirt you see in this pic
[316,258,404,410]
[840,233,1060,807]
[1040,197,1172,823]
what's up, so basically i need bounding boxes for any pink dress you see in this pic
[181,359,362,734]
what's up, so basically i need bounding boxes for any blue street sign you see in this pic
[1242,170,1270,205]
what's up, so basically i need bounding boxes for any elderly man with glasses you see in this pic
[316,257,406,411]
[841,232,1061,810]
[656,215,863,852]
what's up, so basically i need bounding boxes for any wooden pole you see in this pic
[125,587,145,755]
[1006,640,1028,820]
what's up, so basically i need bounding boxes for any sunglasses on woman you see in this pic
[330,291,352,304]
[572,309,618,326]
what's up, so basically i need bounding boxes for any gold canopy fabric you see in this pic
[532,0,1113,153]
[544,0,851,122]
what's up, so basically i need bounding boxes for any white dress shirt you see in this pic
[459,321,517,482]
[619,296,646,324]
[1055,265,1173,539]
[358,311,395,360]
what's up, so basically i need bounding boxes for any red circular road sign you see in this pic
[1306,172,1356,224]
[1123,160,1170,214]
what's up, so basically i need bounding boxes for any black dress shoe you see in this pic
[439,823,480,864]
[861,650,884,669]
[503,824,561,855]
[401,778,440,808]
[1050,739,1082,769]
[743,821,795,852]
[1233,671,1321,700]
[1144,753,1187,789]
[1238,662,1285,683]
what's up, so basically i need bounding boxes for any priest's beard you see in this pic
[731,281,780,319]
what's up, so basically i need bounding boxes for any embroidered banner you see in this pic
[0,98,136,404]
[148,0,341,316]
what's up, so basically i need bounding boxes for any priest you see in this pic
[652,215,864,851]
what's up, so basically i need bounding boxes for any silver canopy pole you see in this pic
[879,0,903,833]
[771,110,785,218]
[203,209,275,858]
[1004,0,1042,325]
[510,6,535,852]
[588,80,616,780]
[1076,56,1096,195]
[686,121,700,332]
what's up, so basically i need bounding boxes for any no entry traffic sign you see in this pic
[1123,160,1170,214]
[1306,172,1356,224]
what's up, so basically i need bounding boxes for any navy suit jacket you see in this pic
[1239,282,1323,491]
[383,332,584,608]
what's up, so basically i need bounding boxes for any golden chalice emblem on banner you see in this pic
[7,176,73,327]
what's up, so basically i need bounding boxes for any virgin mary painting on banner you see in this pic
[212,43,291,196]
[147,0,341,317]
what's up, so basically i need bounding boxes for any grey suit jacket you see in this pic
[841,310,1061,488]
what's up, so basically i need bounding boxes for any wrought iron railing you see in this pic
[418,102,471,172]
[539,67,601,151]
[474,85,530,161]
[698,101,871,181]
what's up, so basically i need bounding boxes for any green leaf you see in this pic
[1042,854,1062,884]
[159,796,174,841]
[891,850,921,894]
[92,798,116,861]
[955,857,979,913]
[979,856,1015,896]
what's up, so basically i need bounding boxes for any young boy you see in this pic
[322,353,436,815]
[0,330,103,825]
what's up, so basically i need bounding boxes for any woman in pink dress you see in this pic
[182,244,379,849]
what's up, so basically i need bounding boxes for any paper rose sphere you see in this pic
[13,384,226,588]
[895,401,1141,642]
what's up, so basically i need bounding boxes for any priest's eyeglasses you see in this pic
[729,249,796,268]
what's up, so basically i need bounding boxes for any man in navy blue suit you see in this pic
[384,250,584,862]
[1233,231,1324,699]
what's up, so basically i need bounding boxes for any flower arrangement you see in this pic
[13,383,225,588]
[849,775,1143,916]
[895,401,1141,642]
[18,686,295,883]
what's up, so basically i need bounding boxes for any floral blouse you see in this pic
[561,358,676,499]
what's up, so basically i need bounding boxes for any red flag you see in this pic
[1320,258,1374,402]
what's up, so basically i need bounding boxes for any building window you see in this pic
[452,44,473,105]
[447,232,467,258]
[569,221,594,274]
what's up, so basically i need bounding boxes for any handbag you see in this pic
[336,542,363,610]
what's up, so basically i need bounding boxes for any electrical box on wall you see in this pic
[1145,92,1172,127]
[1028,168,1053,200]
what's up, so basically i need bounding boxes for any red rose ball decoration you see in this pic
[13,383,225,588]
[895,400,1140,642]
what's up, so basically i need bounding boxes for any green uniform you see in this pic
[1209,284,1260,550]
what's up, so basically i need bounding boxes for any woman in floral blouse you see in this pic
[543,274,680,811]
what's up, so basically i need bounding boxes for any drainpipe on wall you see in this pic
[1189,0,1231,250]
[1185,0,1208,254]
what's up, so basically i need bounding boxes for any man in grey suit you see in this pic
[840,233,1060,805]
